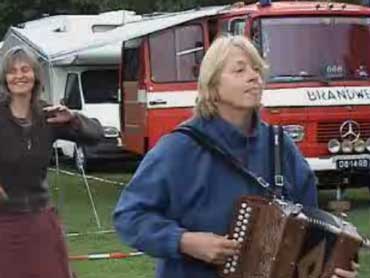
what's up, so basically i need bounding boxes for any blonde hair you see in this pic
[0,46,43,108]
[195,35,268,118]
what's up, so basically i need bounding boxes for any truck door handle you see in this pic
[149,100,167,105]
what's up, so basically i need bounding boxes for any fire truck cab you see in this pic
[120,1,370,192]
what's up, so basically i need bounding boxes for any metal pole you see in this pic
[75,145,102,229]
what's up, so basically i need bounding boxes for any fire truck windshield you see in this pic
[257,17,370,83]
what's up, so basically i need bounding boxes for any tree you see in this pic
[1,0,364,39]
[0,0,72,38]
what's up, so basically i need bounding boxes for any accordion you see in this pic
[218,196,364,278]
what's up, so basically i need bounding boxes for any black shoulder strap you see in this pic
[173,125,274,196]
[269,125,284,197]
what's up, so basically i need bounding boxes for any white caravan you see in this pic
[1,10,142,168]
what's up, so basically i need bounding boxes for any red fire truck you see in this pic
[119,1,370,192]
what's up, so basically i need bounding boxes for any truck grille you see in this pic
[317,121,370,143]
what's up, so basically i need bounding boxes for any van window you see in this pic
[123,48,139,81]
[64,73,82,110]
[230,19,246,36]
[149,24,204,82]
[81,69,119,103]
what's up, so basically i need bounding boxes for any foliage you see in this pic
[0,0,366,38]
[0,0,66,38]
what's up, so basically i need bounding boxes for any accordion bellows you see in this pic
[218,196,363,278]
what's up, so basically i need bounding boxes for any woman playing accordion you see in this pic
[113,35,359,278]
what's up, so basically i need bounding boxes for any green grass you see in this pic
[48,165,370,277]
[319,189,370,276]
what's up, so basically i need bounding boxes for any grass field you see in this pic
[48,163,370,278]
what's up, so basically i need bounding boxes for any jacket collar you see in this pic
[195,111,261,150]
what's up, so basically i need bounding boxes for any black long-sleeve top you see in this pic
[0,100,104,212]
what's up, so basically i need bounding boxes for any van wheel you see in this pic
[73,145,87,171]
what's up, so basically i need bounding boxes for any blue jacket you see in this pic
[113,115,318,278]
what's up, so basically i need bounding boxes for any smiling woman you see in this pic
[0,46,104,278]
[5,60,35,97]
[0,46,43,116]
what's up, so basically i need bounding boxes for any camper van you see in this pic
[1,10,142,168]
[118,1,370,192]
[56,66,122,168]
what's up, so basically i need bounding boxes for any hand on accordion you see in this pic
[332,261,359,278]
[180,232,241,265]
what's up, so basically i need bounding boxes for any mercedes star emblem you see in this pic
[339,120,361,143]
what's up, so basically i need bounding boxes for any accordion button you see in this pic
[223,269,229,274]
[236,221,242,226]
[230,267,236,272]
[240,231,245,236]
[233,233,239,238]
[246,207,252,212]
[232,261,238,266]
[239,209,245,214]
[241,203,247,208]
[234,227,240,232]
[238,215,243,220]
[243,219,248,224]
[225,262,231,268]
[238,237,244,242]
[233,255,239,260]
[241,225,247,230]
[244,213,250,218]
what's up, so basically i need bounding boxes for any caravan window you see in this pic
[81,70,119,103]
[64,73,82,110]
[149,24,204,82]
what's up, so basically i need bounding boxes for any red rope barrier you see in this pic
[69,251,144,261]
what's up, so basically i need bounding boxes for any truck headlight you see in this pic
[341,139,353,153]
[366,138,370,152]
[282,125,304,142]
[103,126,119,138]
[328,139,340,153]
[353,139,365,153]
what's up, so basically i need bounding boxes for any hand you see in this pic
[180,232,240,265]
[0,185,8,202]
[43,105,77,125]
[332,262,359,278]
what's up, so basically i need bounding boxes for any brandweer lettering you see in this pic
[306,88,370,101]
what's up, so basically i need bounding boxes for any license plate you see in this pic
[336,158,370,169]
